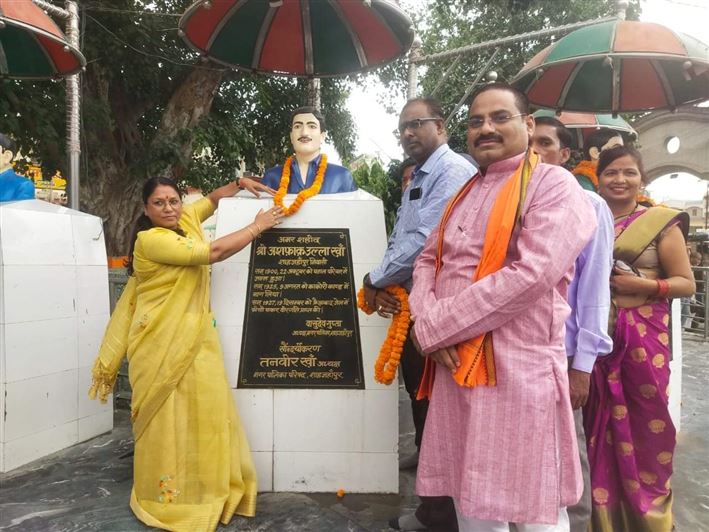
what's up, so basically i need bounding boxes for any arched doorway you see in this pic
[633,106,709,184]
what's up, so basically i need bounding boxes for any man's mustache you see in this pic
[298,136,312,142]
[474,134,503,147]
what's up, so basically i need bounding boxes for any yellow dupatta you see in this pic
[89,199,257,530]
[89,203,213,440]
[418,151,538,400]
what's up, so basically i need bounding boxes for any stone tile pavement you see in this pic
[1,336,706,531]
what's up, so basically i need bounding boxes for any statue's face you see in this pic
[0,146,13,170]
[290,113,323,158]
[590,135,624,161]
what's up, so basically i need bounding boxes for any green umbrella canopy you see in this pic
[178,0,414,77]
[0,0,85,79]
[513,20,709,113]
[532,109,636,148]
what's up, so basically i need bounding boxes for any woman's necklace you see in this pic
[613,202,638,221]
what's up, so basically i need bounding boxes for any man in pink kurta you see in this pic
[409,83,596,530]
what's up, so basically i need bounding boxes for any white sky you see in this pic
[345,0,709,202]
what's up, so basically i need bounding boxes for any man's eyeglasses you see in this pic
[396,117,441,137]
[467,112,527,130]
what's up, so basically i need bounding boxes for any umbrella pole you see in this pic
[307,78,321,109]
[32,0,81,211]
[407,36,422,99]
[66,1,80,211]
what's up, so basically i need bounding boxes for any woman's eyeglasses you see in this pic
[151,198,182,209]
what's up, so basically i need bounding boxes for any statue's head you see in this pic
[289,106,326,159]
[585,129,624,162]
[0,133,17,171]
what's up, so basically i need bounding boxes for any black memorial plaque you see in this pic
[238,229,364,388]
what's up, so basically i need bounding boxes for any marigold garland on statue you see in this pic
[274,154,327,216]
[357,285,410,385]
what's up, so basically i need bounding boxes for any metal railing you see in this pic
[108,268,131,408]
[682,266,708,340]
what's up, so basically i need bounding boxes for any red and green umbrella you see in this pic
[178,0,414,77]
[0,0,85,79]
[532,109,636,148]
[512,20,709,113]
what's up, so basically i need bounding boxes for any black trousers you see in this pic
[401,324,429,449]
[402,325,458,531]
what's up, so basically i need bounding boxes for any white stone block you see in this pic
[273,390,364,452]
[233,389,274,452]
[72,213,107,266]
[3,369,79,442]
[1,421,78,473]
[3,318,78,383]
[76,265,110,317]
[77,314,110,368]
[0,201,75,265]
[363,390,399,453]
[0,381,4,444]
[78,410,113,442]
[0,203,112,471]
[212,191,396,493]
[2,265,77,324]
[211,262,250,327]
[251,451,273,492]
[273,451,398,493]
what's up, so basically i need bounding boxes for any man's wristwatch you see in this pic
[234,176,241,189]
[363,273,375,288]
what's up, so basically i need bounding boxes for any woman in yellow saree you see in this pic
[89,176,282,531]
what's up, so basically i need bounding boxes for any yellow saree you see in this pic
[89,198,257,532]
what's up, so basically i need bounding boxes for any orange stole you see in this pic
[417,151,539,400]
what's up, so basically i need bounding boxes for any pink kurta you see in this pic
[410,152,596,524]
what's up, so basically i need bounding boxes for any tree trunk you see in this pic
[81,66,224,256]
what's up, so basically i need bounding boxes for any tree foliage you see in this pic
[0,0,355,254]
[353,160,405,235]
[378,0,640,150]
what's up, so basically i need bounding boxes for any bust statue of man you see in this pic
[0,134,35,202]
[260,106,357,194]
[572,129,624,192]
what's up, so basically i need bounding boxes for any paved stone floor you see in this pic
[1,336,706,531]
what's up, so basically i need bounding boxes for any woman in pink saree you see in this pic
[583,146,695,531]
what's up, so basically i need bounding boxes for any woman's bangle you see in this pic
[656,279,670,298]
[253,222,262,234]
[246,224,257,240]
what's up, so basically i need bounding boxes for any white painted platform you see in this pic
[0,200,111,472]
[212,191,398,493]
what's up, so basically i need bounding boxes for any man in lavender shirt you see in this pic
[531,116,614,532]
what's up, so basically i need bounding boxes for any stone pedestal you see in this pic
[211,191,398,493]
[0,200,111,472]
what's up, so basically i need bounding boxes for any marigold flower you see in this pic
[274,155,328,215]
